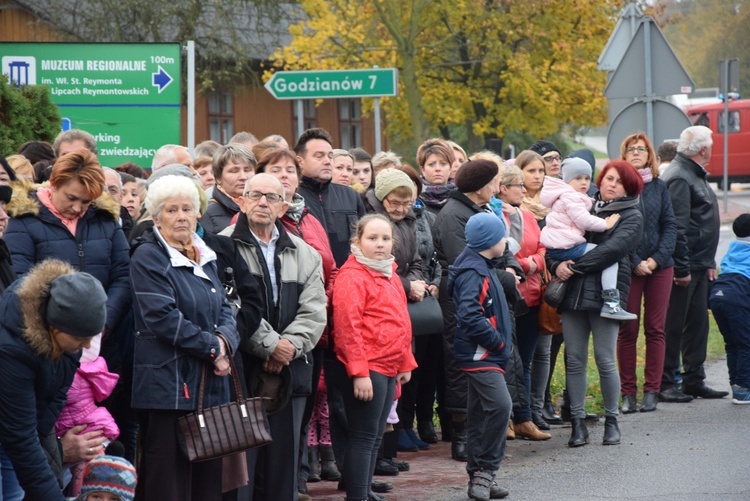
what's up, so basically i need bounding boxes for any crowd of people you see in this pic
[0,123,739,501]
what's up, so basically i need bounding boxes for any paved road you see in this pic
[308,359,750,500]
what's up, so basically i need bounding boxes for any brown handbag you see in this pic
[177,355,273,462]
[538,265,563,335]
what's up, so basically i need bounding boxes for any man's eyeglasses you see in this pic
[543,155,562,163]
[243,191,283,203]
[626,146,648,154]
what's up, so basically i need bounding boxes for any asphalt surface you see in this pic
[308,359,750,500]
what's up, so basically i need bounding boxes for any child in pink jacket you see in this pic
[56,336,120,496]
[540,158,636,321]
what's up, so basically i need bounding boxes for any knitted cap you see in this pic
[733,213,750,238]
[529,140,560,158]
[47,273,107,338]
[374,168,413,202]
[76,455,137,501]
[454,160,498,193]
[561,157,593,183]
[465,212,506,252]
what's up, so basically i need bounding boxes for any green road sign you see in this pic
[1,42,181,168]
[265,68,398,100]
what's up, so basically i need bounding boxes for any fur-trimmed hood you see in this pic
[1,259,76,358]
[6,180,120,221]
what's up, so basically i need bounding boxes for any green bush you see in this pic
[0,74,60,155]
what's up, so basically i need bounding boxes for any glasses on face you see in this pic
[505,183,525,189]
[384,198,412,209]
[543,155,562,163]
[626,146,648,154]
[243,191,283,203]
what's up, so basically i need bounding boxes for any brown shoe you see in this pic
[506,419,515,440]
[513,420,552,441]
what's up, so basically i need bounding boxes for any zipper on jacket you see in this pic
[77,242,85,270]
[183,383,190,399]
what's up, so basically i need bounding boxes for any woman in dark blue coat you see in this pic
[5,149,131,346]
[617,133,677,414]
[130,175,239,501]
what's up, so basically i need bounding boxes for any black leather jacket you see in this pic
[660,153,720,277]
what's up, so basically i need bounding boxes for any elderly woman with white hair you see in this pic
[129,175,240,500]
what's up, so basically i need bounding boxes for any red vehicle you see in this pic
[686,99,750,187]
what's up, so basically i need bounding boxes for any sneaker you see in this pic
[467,471,494,501]
[490,481,510,499]
[600,289,638,321]
[732,384,750,404]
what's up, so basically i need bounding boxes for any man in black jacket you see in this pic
[659,125,727,402]
[295,128,365,267]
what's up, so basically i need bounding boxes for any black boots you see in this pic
[451,418,468,462]
[308,445,321,482]
[602,416,621,445]
[320,445,341,481]
[417,420,438,444]
[567,418,589,447]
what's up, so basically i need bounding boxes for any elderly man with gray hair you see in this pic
[659,125,727,402]
[222,173,325,501]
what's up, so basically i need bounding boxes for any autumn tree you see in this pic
[272,0,618,153]
[662,0,750,93]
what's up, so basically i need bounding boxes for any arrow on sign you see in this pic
[152,65,173,93]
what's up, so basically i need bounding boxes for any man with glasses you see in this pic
[222,173,326,501]
[530,140,563,178]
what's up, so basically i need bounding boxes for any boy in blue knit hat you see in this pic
[448,212,512,500]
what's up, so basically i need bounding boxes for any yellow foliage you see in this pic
[272,0,617,150]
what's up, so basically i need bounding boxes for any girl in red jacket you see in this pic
[332,213,417,501]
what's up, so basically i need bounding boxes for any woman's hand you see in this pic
[427,284,439,298]
[555,260,576,281]
[61,425,106,463]
[527,257,538,274]
[213,337,231,376]
[409,280,427,301]
[604,213,621,229]
[353,376,373,401]
[396,372,412,385]
[634,260,653,276]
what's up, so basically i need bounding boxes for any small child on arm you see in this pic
[540,157,636,320]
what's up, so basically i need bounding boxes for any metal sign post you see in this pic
[720,58,740,213]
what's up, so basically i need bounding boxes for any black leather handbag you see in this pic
[407,293,444,336]
[542,277,568,309]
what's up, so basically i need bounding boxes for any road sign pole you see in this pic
[186,41,195,155]
[374,97,381,153]
[296,99,304,140]
[643,18,654,140]
[722,59,729,213]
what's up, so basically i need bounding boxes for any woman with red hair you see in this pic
[549,160,643,448]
